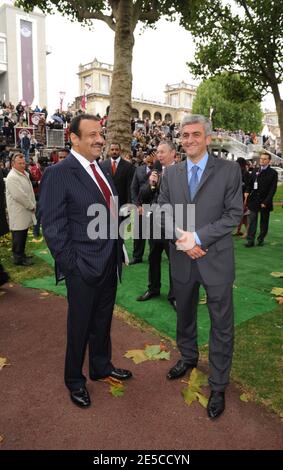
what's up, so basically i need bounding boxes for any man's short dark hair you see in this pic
[69,114,100,137]
[110,142,121,150]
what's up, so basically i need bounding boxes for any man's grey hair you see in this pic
[181,114,212,136]
[158,140,176,151]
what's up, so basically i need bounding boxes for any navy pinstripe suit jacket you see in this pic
[39,153,123,284]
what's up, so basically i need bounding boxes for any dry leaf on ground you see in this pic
[181,368,208,408]
[270,272,283,278]
[271,287,283,297]
[240,393,251,403]
[124,343,170,364]
[0,357,10,370]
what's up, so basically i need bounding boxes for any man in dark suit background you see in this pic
[40,115,132,408]
[136,141,176,310]
[129,154,154,264]
[101,142,134,210]
[245,152,278,247]
[157,115,243,419]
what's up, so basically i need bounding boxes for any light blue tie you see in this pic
[190,165,199,200]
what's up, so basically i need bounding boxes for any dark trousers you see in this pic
[0,263,9,286]
[173,261,234,391]
[148,239,174,300]
[64,252,118,392]
[12,229,28,262]
[132,214,147,261]
[33,197,41,237]
[247,209,270,243]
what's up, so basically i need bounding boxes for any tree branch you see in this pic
[66,0,116,30]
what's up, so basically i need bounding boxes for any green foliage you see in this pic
[183,0,283,97]
[192,73,263,132]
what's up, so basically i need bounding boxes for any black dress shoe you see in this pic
[136,290,160,301]
[129,258,142,265]
[245,242,254,247]
[167,359,197,380]
[109,367,133,381]
[257,239,264,246]
[168,298,177,311]
[14,258,34,266]
[70,387,91,408]
[207,391,225,419]
[90,367,133,381]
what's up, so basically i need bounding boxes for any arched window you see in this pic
[154,111,162,121]
[132,108,139,118]
[142,110,151,120]
[165,113,172,123]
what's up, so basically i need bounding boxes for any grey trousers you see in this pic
[173,261,234,392]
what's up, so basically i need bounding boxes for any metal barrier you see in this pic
[46,129,65,148]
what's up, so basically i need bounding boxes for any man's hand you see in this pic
[261,203,266,208]
[185,245,207,259]
[176,228,196,251]
[148,171,159,187]
[137,206,144,216]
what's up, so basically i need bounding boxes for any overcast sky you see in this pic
[45,14,200,114]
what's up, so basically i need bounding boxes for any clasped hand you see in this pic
[175,228,207,259]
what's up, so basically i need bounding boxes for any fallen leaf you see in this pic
[182,387,196,405]
[0,435,4,443]
[39,250,48,254]
[40,292,50,297]
[277,297,283,305]
[271,287,283,296]
[270,272,283,278]
[124,349,148,364]
[0,291,6,297]
[31,237,43,243]
[188,368,208,389]
[195,392,208,408]
[144,344,170,361]
[110,384,125,397]
[240,393,250,403]
[199,295,207,305]
[0,357,10,370]
[181,368,208,408]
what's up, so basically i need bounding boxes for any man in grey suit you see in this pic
[157,115,243,419]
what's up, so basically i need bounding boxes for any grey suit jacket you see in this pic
[157,156,243,286]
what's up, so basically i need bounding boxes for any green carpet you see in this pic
[22,212,282,345]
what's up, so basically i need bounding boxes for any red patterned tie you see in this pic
[90,163,112,209]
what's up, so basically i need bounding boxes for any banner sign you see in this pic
[14,127,34,147]
[20,20,34,106]
[28,112,45,127]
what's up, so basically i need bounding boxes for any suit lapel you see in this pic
[178,155,216,202]
[178,161,190,203]
[67,154,112,206]
[195,155,216,197]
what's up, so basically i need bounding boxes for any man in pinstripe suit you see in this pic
[40,115,132,408]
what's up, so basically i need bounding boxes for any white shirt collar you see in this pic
[71,149,100,170]
[111,156,121,165]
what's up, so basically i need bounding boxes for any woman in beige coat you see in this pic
[5,153,36,265]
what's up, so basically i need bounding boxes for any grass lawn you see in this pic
[1,184,282,416]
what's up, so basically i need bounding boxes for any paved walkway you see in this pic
[0,284,282,450]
